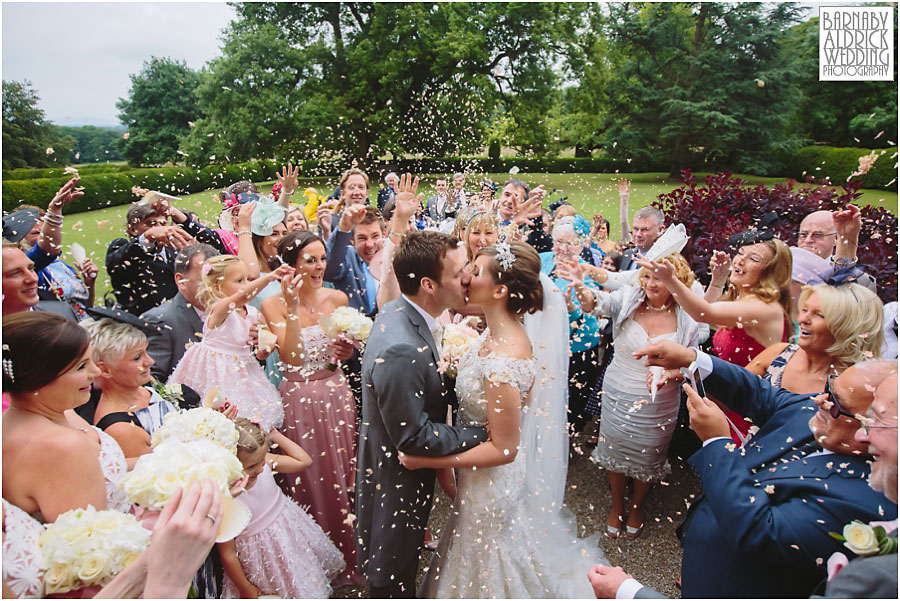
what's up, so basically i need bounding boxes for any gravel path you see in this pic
[334,426,703,599]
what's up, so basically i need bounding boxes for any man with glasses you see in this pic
[797,206,877,291]
[590,339,896,599]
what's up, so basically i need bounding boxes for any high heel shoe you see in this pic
[624,523,643,539]
[604,515,623,539]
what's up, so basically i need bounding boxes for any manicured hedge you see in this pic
[2,161,280,214]
[2,164,131,180]
[785,145,897,191]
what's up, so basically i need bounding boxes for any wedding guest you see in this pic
[425,177,454,223]
[377,171,399,211]
[285,205,310,232]
[631,340,896,598]
[79,308,198,458]
[324,204,384,316]
[320,167,372,244]
[590,214,618,256]
[261,231,363,586]
[541,217,601,432]
[1,243,78,321]
[882,301,898,360]
[619,206,664,272]
[495,178,551,252]
[141,244,220,382]
[451,171,467,207]
[798,205,876,292]
[563,252,703,539]
[2,313,131,525]
[106,203,194,315]
[747,280,884,394]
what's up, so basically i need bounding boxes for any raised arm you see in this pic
[377,174,421,308]
[832,204,862,263]
[704,250,731,302]
[206,264,293,330]
[634,257,776,329]
[617,178,631,245]
[324,204,367,283]
[234,203,260,278]
[266,429,312,474]
[260,275,306,367]
[37,177,84,256]
[275,164,299,208]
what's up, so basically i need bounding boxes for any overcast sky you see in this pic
[1,2,849,128]
[2,2,235,126]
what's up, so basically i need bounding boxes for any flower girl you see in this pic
[219,418,344,598]
[168,255,290,431]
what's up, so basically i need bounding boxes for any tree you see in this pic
[580,3,804,177]
[783,15,898,149]
[181,2,584,164]
[2,80,72,169]
[116,57,201,166]
[54,125,124,163]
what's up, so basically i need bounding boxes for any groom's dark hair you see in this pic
[394,230,460,296]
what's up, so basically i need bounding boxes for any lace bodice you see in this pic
[297,325,334,374]
[96,427,131,512]
[454,333,535,427]
[2,500,45,598]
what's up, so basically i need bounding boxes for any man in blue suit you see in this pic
[324,204,385,316]
[588,340,896,599]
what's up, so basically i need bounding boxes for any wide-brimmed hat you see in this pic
[2,208,40,243]
[84,306,162,335]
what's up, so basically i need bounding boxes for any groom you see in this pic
[355,230,488,598]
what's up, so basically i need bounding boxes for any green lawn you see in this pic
[59,171,898,300]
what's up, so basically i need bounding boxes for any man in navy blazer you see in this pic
[588,340,896,599]
[324,204,385,316]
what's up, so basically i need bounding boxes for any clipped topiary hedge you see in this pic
[2,161,280,214]
[785,145,897,191]
[2,164,131,180]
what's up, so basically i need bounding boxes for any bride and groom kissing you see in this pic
[355,230,605,598]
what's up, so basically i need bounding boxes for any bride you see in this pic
[399,241,606,598]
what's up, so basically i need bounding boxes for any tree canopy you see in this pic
[178,1,584,164]
[116,57,201,166]
[2,80,72,170]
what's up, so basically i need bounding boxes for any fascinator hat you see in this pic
[728,211,780,248]
[643,223,689,262]
[789,246,831,285]
[250,200,288,236]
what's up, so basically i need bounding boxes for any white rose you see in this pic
[843,521,880,556]
[153,471,182,500]
[77,552,111,586]
[44,563,73,594]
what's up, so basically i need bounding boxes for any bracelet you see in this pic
[44,212,64,225]
[389,231,406,239]
[237,230,252,236]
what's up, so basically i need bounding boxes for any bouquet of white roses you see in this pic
[319,306,374,370]
[319,306,373,342]
[118,439,243,511]
[38,506,150,594]
[150,406,239,452]
[439,318,480,378]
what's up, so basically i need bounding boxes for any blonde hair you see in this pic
[233,417,268,463]
[639,253,694,289]
[80,318,147,365]
[197,255,244,310]
[721,238,793,336]
[799,283,885,370]
[462,211,500,261]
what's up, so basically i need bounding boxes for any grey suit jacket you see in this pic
[636,585,666,599]
[425,194,455,222]
[33,300,78,322]
[354,297,487,587]
[818,552,898,598]
[140,293,204,382]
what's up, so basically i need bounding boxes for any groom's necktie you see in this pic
[430,324,443,355]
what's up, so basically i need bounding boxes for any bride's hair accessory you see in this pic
[493,242,516,271]
[2,355,14,383]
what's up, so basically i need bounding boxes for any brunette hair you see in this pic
[218,180,257,203]
[276,231,326,270]
[233,417,268,463]
[355,206,385,234]
[475,241,544,315]
[2,312,90,395]
[394,230,460,296]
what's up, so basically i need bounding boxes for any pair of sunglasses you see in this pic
[823,374,857,420]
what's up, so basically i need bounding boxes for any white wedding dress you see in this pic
[421,333,606,598]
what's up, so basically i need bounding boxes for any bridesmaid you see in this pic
[260,231,364,587]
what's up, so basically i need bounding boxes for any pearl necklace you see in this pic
[644,300,672,312]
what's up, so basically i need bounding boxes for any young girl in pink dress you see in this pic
[169,256,291,432]
[219,418,344,598]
